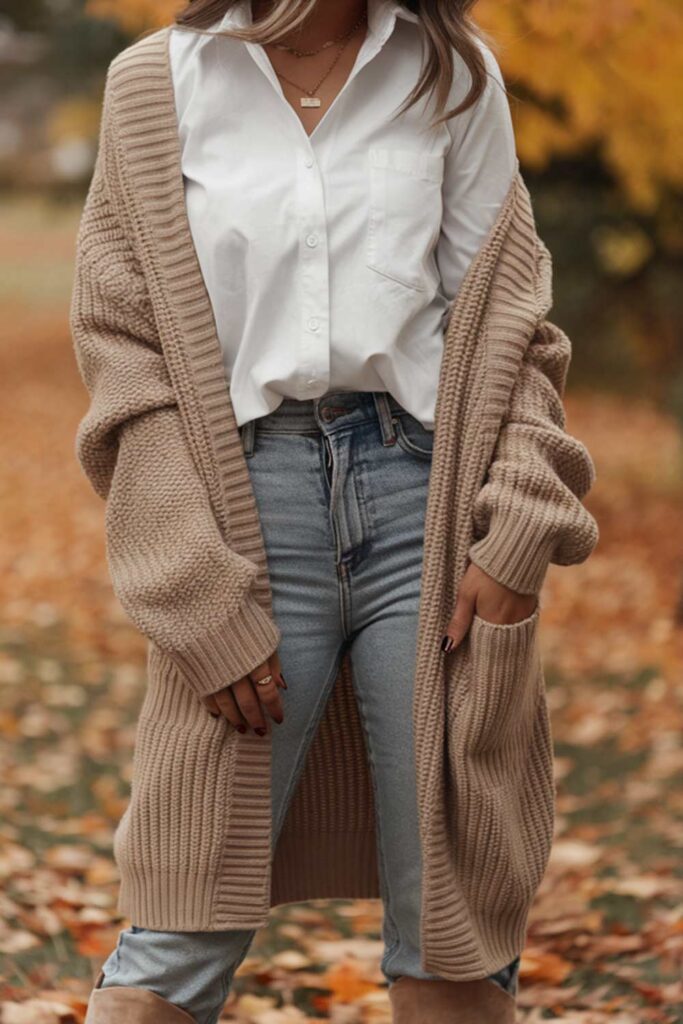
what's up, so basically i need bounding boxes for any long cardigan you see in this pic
[69,25,599,982]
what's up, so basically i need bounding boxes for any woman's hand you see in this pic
[201,650,286,735]
[441,563,538,653]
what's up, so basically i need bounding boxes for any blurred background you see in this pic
[1,1,682,1021]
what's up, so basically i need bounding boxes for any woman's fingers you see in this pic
[202,693,222,717]
[440,563,541,654]
[269,650,287,690]
[201,686,249,732]
[441,591,475,652]
[248,660,284,727]
[225,676,265,734]
[202,655,287,735]
[213,685,248,732]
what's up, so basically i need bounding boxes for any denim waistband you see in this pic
[238,390,407,456]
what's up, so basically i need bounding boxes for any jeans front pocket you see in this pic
[366,147,445,292]
[392,412,434,461]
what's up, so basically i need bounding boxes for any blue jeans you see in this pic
[99,390,520,1023]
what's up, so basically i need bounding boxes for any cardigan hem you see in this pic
[421,942,526,986]
[117,828,382,931]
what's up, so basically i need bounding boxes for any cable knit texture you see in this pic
[69,26,599,982]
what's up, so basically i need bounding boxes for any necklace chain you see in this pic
[271,12,367,102]
[271,9,366,57]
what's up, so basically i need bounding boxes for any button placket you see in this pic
[289,20,393,400]
[297,148,329,394]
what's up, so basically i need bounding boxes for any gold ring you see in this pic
[255,674,274,687]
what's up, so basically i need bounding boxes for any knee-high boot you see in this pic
[388,976,517,1023]
[84,971,197,1023]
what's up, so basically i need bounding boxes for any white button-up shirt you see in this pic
[169,0,517,428]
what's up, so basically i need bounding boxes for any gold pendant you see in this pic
[301,97,322,108]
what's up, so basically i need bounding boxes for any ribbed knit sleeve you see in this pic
[69,92,281,698]
[467,246,599,595]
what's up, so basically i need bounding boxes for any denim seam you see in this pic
[348,666,403,981]
[325,438,353,641]
[271,639,349,844]
[347,438,372,567]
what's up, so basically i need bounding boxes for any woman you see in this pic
[70,1,598,1022]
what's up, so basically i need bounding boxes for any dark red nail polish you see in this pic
[280,675,288,689]
[255,727,266,736]
[236,724,247,733]
[209,712,220,719]
[440,636,450,651]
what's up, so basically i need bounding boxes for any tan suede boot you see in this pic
[85,970,197,1023]
[388,975,517,1023]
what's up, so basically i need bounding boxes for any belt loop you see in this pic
[372,391,397,446]
[240,418,256,458]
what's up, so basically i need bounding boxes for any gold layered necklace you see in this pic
[269,10,367,108]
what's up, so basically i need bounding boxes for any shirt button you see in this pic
[307,316,320,332]
[306,233,318,248]
[304,155,314,168]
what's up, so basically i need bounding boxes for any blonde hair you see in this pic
[171,0,490,127]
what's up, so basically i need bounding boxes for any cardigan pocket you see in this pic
[466,604,542,755]
[366,147,444,292]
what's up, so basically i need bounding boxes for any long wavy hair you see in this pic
[171,0,491,127]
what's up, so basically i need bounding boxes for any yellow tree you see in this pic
[86,0,683,209]
[478,0,683,210]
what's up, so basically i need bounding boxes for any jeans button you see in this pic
[321,407,336,423]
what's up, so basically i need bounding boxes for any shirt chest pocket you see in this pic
[366,147,445,292]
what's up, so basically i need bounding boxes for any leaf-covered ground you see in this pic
[1,199,681,1022]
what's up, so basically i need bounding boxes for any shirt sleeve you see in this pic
[435,43,519,310]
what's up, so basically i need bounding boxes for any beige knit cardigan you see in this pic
[69,26,598,982]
